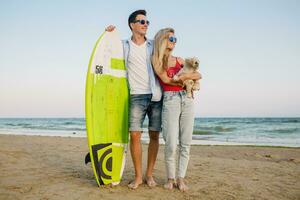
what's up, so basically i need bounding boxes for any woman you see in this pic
[152,28,200,192]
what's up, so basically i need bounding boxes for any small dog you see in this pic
[173,57,200,98]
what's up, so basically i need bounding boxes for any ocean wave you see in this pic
[199,118,300,124]
[194,125,236,133]
[265,128,299,134]
[279,119,300,123]
[62,121,85,125]
[5,123,31,127]
[214,126,236,132]
[256,118,300,124]
[4,123,86,131]
[193,130,216,135]
[63,122,76,125]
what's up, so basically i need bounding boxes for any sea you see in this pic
[0,118,299,147]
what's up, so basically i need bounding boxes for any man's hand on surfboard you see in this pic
[105,25,115,32]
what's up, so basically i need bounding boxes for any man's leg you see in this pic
[145,131,159,181]
[145,98,163,186]
[129,131,143,188]
[128,94,149,189]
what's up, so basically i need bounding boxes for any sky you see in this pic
[0,0,299,118]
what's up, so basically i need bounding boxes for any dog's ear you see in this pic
[193,57,200,68]
[181,58,186,66]
[184,58,192,66]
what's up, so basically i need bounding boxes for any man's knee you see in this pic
[149,132,159,141]
[130,132,141,142]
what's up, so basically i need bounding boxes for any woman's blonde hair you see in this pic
[152,28,175,74]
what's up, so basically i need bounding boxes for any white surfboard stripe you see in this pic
[102,66,127,78]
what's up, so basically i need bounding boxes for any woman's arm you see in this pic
[176,57,202,82]
[178,72,202,83]
[156,70,182,86]
[152,57,182,86]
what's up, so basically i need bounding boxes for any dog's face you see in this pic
[184,57,199,70]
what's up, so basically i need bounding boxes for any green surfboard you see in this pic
[85,30,129,186]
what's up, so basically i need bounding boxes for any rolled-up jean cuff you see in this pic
[148,127,161,132]
[129,128,143,132]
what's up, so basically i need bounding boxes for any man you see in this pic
[106,10,162,189]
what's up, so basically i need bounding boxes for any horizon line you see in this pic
[0,116,299,119]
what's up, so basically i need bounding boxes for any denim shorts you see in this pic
[129,94,162,132]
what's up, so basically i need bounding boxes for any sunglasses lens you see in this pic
[140,20,149,25]
[134,19,149,25]
[169,36,177,43]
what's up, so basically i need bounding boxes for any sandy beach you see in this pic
[0,134,299,200]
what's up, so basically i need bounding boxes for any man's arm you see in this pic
[105,25,116,32]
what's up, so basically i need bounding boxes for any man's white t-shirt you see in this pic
[127,40,151,94]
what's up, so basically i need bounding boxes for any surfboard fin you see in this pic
[85,152,91,164]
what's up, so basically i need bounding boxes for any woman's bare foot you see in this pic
[164,178,176,190]
[145,176,157,187]
[177,177,189,192]
[128,178,143,190]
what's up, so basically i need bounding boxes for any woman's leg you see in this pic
[162,92,181,184]
[177,93,195,191]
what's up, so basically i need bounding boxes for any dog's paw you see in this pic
[193,85,200,91]
[173,75,179,81]
[186,92,193,98]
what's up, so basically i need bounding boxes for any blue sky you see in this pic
[0,0,299,117]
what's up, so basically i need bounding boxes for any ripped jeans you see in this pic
[162,90,195,179]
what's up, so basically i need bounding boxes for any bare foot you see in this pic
[164,179,176,190]
[177,177,188,192]
[128,179,143,190]
[145,176,157,188]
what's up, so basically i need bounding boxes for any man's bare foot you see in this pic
[177,177,188,192]
[128,179,143,190]
[164,179,176,190]
[144,176,157,187]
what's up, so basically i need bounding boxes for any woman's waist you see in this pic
[159,80,183,92]
[162,85,183,92]
[163,90,187,96]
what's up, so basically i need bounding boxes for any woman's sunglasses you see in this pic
[133,19,150,25]
[169,36,177,43]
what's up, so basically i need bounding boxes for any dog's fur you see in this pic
[173,57,200,98]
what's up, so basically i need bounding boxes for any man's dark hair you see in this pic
[128,9,146,30]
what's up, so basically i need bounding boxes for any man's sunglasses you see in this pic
[169,36,177,43]
[133,19,150,25]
